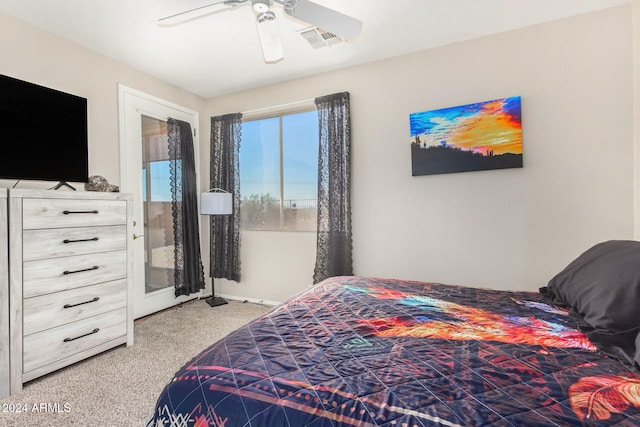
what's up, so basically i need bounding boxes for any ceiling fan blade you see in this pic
[282,0,362,41]
[158,0,246,26]
[255,11,284,63]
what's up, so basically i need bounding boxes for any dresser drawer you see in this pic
[23,225,126,261]
[23,251,126,298]
[22,198,126,229]
[23,308,127,374]
[23,279,126,335]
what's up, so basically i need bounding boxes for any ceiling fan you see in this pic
[158,0,363,63]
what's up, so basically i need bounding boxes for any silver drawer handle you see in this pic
[63,297,100,309]
[63,210,99,215]
[63,237,99,244]
[63,328,99,342]
[63,266,100,275]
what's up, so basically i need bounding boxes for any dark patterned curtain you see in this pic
[313,92,353,283]
[210,113,242,281]
[167,118,205,297]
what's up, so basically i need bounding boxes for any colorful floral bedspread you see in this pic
[147,276,640,426]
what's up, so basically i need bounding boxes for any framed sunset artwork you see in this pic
[409,96,523,176]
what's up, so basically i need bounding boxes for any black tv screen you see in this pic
[0,74,88,183]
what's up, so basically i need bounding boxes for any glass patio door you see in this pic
[119,85,200,318]
[141,116,175,297]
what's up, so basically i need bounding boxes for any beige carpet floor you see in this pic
[0,299,271,427]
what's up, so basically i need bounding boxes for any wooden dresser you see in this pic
[7,189,133,395]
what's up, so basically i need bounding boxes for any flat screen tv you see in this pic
[0,74,88,186]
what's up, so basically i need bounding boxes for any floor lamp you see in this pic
[201,188,232,307]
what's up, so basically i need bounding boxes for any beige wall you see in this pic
[205,5,634,302]
[0,11,205,189]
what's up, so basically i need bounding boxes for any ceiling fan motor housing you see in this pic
[256,10,276,23]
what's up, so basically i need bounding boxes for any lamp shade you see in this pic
[201,192,232,215]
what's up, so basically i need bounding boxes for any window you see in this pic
[240,109,318,231]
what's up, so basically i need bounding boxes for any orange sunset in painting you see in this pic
[410,96,523,176]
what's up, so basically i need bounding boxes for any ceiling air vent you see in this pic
[299,27,342,49]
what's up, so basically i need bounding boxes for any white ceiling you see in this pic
[0,0,630,98]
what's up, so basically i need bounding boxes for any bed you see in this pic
[147,242,640,426]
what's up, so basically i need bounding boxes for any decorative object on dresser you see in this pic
[84,175,120,192]
[7,189,133,396]
[200,188,233,307]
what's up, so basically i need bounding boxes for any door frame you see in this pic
[118,84,201,319]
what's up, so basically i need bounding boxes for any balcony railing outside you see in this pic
[282,199,317,209]
[241,196,317,231]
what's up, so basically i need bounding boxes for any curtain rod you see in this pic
[242,97,316,116]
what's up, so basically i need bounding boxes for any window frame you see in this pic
[240,105,318,232]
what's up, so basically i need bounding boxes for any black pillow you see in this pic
[635,332,640,369]
[544,240,640,334]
